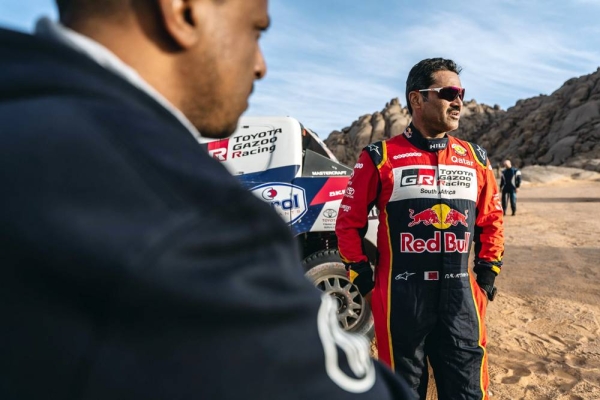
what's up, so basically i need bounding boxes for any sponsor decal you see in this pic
[424,271,439,281]
[207,139,229,161]
[445,272,469,279]
[367,144,381,156]
[450,156,474,166]
[400,231,471,253]
[403,127,413,138]
[310,178,351,206]
[402,205,471,253]
[493,193,502,211]
[400,168,473,195]
[395,271,416,281]
[437,167,474,189]
[323,209,338,219]
[250,183,307,225]
[451,143,467,157]
[261,187,278,200]
[312,170,349,176]
[393,152,423,160]
[354,163,364,169]
[400,168,436,187]
[345,187,355,198]
[322,208,338,229]
[408,204,469,229]
[475,144,487,162]
[428,140,447,151]
[231,128,280,159]
[340,205,352,212]
[391,165,478,202]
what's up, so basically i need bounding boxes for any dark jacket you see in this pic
[0,27,413,400]
[500,167,522,191]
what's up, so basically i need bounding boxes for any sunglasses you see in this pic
[418,86,465,102]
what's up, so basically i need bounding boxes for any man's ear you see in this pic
[157,0,204,49]
[409,91,422,111]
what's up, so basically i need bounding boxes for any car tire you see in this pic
[303,250,374,339]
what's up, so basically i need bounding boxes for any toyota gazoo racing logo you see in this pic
[251,183,307,225]
[402,204,470,253]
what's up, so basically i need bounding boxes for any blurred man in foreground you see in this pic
[336,58,504,399]
[0,1,413,398]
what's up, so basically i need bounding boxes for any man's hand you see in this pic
[345,261,374,297]
[475,268,497,301]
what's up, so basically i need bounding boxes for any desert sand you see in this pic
[485,169,600,400]
[397,167,600,399]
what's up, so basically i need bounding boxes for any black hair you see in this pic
[55,0,124,20]
[405,58,462,115]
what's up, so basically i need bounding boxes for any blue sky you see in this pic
[2,0,600,137]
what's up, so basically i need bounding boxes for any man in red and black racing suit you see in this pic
[336,58,504,400]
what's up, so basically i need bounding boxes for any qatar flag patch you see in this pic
[424,271,439,281]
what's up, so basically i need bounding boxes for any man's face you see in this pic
[419,70,462,135]
[181,0,269,138]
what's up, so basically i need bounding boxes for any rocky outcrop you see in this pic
[324,68,600,171]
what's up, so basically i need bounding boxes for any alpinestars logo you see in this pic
[367,144,381,156]
[475,144,487,162]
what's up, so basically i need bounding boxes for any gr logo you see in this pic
[400,168,436,186]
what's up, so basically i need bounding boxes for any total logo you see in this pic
[401,204,471,254]
[251,183,307,225]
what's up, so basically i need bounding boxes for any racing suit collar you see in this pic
[403,123,448,152]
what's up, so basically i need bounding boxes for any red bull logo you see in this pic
[408,204,468,229]
[403,205,471,253]
[400,231,471,253]
[408,208,440,227]
[445,208,468,227]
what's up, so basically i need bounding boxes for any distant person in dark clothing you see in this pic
[0,0,414,399]
[500,159,522,215]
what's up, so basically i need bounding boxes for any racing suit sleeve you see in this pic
[474,160,504,280]
[335,149,380,264]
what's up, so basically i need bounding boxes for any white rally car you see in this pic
[198,116,377,337]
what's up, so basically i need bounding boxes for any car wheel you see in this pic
[303,250,374,338]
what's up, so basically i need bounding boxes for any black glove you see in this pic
[344,261,374,296]
[475,268,497,301]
